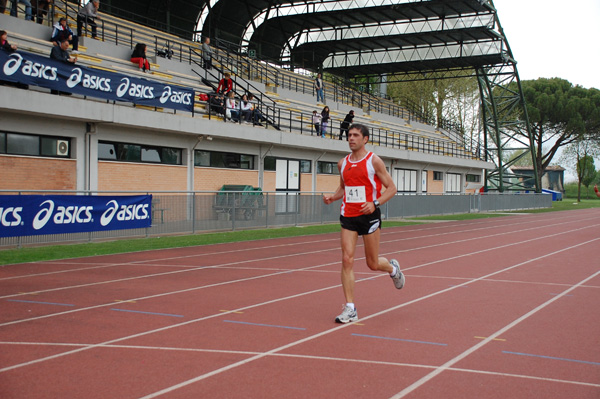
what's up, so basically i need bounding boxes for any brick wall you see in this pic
[98,162,187,192]
[316,174,339,192]
[263,171,276,191]
[428,174,444,194]
[0,156,76,190]
[195,168,259,191]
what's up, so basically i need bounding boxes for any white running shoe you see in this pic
[390,259,405,289]
[335,305,358,323]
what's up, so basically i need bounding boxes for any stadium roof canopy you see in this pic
[105,0,538,192]
[106,0,508,80]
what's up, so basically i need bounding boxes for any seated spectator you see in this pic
[32,0,52,24]
[247,93,264,126]
[0,30,18,53]
[225,91,239,122]
[131,43,151,73]
[50,38,76,64]
[49,38,75,95]
[240,94,253,123]
[216,72,233,95]
[51,17,79,53]
[10,0,33,21]
[77,0,100,39]
[0,30,27,89]
[209,93,225,116]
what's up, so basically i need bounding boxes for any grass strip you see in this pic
[0,221,415,266]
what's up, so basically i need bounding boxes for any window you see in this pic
[317,161,339,175]
[466,174,481,183]
[433,171,443,181]
[265,156,311,173]
[99,141,182,165]
[264,156,276,171]
[8,134,38,155]
[300,160,311,173]
[446,173,461,193]
[0,132,70,158]
[195,150,254,169]
[396,169,417,192]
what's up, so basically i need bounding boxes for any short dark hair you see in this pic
[349,123,369,138]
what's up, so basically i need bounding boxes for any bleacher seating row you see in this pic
[1,1,474,158]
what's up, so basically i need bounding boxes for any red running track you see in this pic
[0,208,599,398]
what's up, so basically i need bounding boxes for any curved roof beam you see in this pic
[238,0,417,48]
[321,39,504,72]
[280,12,495,61]
[196,0,219,40]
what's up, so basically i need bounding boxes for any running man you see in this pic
[323,124,405,323]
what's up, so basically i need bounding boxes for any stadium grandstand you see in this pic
[0,0,547,244]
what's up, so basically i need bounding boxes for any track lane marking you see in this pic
[389,267,600,398]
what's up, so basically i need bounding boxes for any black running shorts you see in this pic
[340,208,381,236]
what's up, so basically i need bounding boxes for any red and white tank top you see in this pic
[340,151,382,217]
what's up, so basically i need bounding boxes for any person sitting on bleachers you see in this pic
[240,94,253,123]
[217,72,233,95]
[209,93,225,116]
[247,93,264,126]
[32,0,52,24]
[0,30,18,53]
[50,37,76,64]
[225,91,240,122]
[77,0,100,40]
[51,17,79,53]
[130,43,151,73]
[49,38,75,95]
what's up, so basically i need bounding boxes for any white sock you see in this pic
[346,303,355,310]
[390,265,398,277]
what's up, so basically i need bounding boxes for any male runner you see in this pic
[323,124,405,323]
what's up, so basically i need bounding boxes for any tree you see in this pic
[505,149,533,167]
[560,136,600,201]
[578,156,596,199]
[517,78,600,188]
[387,74,480,152]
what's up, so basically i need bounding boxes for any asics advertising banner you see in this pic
[0,195,152,238]
[0,50,194,112]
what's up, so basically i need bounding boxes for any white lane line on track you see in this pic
[2,214,594,301]
[0,220,596,331]
[389,268,600,398]
[1,342,598,389]
[134,238,600,399]
[0,211,583,282]
[0,219,595,328]
[2,229,597,393]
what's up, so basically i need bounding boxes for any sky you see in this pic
[493,0,600,181]
[493,0,600,90]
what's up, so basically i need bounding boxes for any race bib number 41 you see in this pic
[345,186,366,203]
